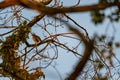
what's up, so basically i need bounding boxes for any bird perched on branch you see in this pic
[32,0,52,5]
[31,33,41,44]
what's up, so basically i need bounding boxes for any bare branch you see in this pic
[66,26,94,80]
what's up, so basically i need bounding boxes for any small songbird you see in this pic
[31,33,41,44]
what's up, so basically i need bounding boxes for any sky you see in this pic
[42,0,120,80]
[42,0,99,80]
[0,0,120,80]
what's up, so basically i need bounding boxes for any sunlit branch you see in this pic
[0,1,120,14]
[66,24,94,80]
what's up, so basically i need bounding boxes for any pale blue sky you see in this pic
[42,0,120,80]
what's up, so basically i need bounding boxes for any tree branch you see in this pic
[0,1,119,14]
[65,24,95,80]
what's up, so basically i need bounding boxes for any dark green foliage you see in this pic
[91,0,120,24]
[0,21,35,79]
[91,11,105,24]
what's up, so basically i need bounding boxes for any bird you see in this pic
[31,33,41,44]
